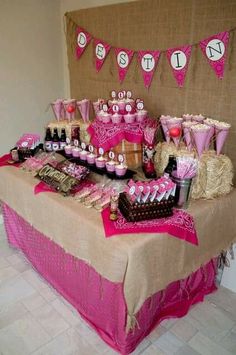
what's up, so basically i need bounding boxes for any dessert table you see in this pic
[0,165,236,354]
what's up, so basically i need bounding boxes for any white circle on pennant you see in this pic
[81,142,86,150]
[117,51,129,68]
[88,144,94,153]
[111,90,116,98]
[206,39,225,61]
[112,104,119,113]
[125,104,132,112]
[95,43,106,60]
[77,32,87,48]
[109,151,115,159]
[141,53,155,72]
[127,90,132,98]
[99,147,104,155]
[170,50,187,70]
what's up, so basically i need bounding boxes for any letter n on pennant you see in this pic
[199,31,229,79]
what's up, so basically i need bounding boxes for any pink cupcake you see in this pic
[111,113,123,124]
[95,156,106,169]
[72,146,81,158]
[87,152,96,165]
[106,160,117,173]
[79,150,88,161]
[64,145,72,156]
[136,110,147,123]
[102,113,111,124]
[124,113,136,124]
[115,164,127,177]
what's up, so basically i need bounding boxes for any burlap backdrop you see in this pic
[65,0,236,184]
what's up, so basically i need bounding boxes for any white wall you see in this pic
[60,0,137,97]
[0,0,64,155]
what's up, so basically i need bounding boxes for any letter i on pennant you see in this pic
[166,45,192,87]
[93,38,111,72]
[76,27,92,59]
[199,31,229,79]
[114,47,134,83]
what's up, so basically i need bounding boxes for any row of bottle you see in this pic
[44,128,67,152]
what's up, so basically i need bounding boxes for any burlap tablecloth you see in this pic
[0,166,236,329]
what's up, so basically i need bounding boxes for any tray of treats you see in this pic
[118,177,176,222]
[62,145,136,180]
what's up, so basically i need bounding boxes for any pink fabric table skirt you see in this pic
[2,203,217,354]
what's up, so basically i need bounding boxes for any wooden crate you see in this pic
[113,140,142,169]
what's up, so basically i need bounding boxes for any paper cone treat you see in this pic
[192,114,205,123]
[160,115,171,143]
[215,122,231,155]
[182,121,197,151]
[204,118,219,150]
[191,124,210,158]
[182,114,192,122]
[63,99,76,121]
[77,99,90,122]
[51,99,63,121]
[166,117,183,147]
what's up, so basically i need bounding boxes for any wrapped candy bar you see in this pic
[175,156,198,179]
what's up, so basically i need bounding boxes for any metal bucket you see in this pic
[171,172,193,209]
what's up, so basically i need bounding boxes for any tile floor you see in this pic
[0,221,236,355]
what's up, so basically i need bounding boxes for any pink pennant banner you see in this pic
[76,27,92,60]
[138,50,161,88]
[199,31,229,79]
[166,45,192,87]
[93,38,111,72]
[114,47,134,83]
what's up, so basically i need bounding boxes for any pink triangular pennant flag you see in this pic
[138,50,161,88]
[76,27,92,60]
[114,47,134,83]
[93,38,111,72]
[166,45,192,87]
[199,31,229,79]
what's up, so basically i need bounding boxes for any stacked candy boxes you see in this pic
[119,177,176,222]
[95,90,148,124]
